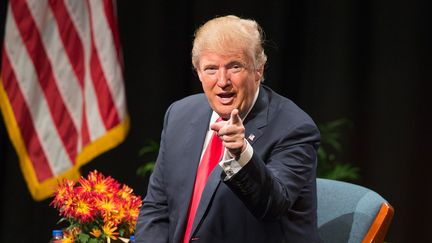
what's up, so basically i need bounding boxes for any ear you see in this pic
[255,65,264,82]
[196,69,203,82]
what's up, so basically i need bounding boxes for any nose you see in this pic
[216,69,231,88]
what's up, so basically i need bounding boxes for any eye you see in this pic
[203,66,218,75]
[229,64,244,74]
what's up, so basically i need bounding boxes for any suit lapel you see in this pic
[191,165,223,235]
[244,85,269,145]
[176,106,212,238]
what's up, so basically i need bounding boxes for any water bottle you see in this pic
[49,229,63,243]
[129,235,135,242]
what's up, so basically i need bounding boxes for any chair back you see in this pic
[316,178,394,243]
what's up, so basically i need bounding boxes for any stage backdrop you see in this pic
[0,0,430,242]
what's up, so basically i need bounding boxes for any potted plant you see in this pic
[51,170,142,243]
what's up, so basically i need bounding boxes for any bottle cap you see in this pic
[52,230,63,236]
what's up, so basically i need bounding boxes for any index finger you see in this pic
[229,109,241,125]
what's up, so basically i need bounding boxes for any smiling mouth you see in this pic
[217,93,235,104]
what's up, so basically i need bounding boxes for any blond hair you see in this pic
[192,15,267,77]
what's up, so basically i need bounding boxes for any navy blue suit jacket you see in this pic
[135,85,322,243]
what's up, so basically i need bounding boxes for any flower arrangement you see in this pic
[51,170,142,243]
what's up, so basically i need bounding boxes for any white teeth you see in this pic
[218,96,234,105]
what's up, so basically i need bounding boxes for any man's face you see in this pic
[197,51,262,120]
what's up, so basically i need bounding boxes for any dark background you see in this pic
[1,1,430,242]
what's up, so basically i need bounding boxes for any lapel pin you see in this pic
[248,134,255,141]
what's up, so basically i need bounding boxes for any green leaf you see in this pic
[88,238,101,243]
[118,227,125,237]
[317,147,327,162]
[324,163,360,181]
[137,140,160,177]
[77,233,90,243]
[325,137,342,151]
[316,118,360,181]
[56,217,68,224]
[136,162,156,177]
[138,140,160,156]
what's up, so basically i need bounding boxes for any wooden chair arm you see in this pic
[362,202,394,243]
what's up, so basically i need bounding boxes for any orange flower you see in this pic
[51,179,75,208]
[128,196,143,220]
[127,205,141,222]
[59,197,75,218]
[63,227,79,243]
[62,236,75,243]
[96,197,119,222]
[111,206,126,226]
[90,228,102,238]
[72,195,95,223]
[88,171,120,196]
[76,176,93,195]
[118,185,133,201]
[102,221,119,240]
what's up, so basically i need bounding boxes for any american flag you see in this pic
[0,0,128,201]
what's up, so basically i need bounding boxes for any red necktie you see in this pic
[183,125,223,243]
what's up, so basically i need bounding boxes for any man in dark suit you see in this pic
[135,15,322,243]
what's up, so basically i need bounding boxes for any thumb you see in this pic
[210,119,225,132]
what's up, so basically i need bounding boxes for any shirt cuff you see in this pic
[218,139,253,179]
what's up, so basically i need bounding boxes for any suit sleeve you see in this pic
[134,105,173,243]
[223,120,320,221]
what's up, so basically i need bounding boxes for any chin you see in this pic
[214,108,232,119]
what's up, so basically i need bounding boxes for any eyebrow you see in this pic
[201,63,218,70]
[226,60,244,67]
[201,60,245,70]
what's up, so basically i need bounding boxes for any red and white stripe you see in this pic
[1,0,127,194]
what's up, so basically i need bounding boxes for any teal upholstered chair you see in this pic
[316,178,394,243]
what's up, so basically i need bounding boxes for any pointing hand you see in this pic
[211,109,246,158]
